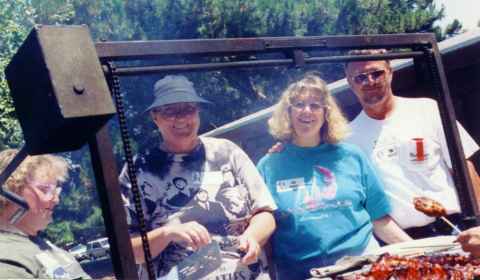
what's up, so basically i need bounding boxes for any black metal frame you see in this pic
[88,33,478,279]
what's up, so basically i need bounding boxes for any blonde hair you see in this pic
[268,74,350,143]
[0,149,69,211]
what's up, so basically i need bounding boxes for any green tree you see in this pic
[0,0,35,149]
[0,0,104,245]
[1,0,461,247]
[444,19,463,38]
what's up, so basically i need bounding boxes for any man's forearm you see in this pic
[243,211,276,247]
[373,215,412,244]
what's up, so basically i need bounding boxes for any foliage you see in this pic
[1,0,477,246]
[443,19,463,38]
[44,221,75,246]
[0,0,35,149]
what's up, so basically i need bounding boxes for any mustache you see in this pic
[362,85,382,90]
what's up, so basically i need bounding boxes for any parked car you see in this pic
[68,243,89,262]
[86,237,110,260]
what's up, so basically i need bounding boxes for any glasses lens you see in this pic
[371,70,385,79]
[292,101,306,110]
[31,183,60,198]
[157,104,198,118]
[291,101,324,112]
[354,73,368,84]
[309,103,324,111]
[354,70,385,85]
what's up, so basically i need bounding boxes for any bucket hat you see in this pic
[145,75,211,112]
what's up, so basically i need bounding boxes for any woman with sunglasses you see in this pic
[0,149,90,279]
[257,74,411,280]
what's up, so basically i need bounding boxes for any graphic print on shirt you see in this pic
[279,165,353,221]
[35,252,71,279]
[121,142,270,280]
[300,166,338,211]
[372,136,441,174]
[372,135,398,162]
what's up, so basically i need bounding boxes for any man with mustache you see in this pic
[345,49,480,239]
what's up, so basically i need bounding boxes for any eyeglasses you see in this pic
[153,104,198,119]
[353,69,386,85]
[29,182,62,199]
[290,101,326,112]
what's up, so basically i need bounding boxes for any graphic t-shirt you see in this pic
[257,142,390,279]
[120,137,276,280]
[347,97,479,228]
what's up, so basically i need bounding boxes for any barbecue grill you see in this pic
[1,25,478,280]
[308,236,478,279]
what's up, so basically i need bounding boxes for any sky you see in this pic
[434,0,480,30]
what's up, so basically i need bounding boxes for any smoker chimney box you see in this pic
[5,25,116,155]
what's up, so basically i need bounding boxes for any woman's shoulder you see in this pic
[331,142,362,153]
[200,137,252,163]
[257,147,288,168]
[200,136,238,150]
[330,142,368,159]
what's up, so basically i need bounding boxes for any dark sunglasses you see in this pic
[353,69,386,85]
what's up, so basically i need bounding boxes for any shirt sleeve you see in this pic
[359,149,392,220]
[231,143,277,214]
[426,98,479,167]
[438,121,479,168]
[119,161,143,234]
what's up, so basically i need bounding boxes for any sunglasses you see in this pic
[154,104,198,119]
[353,69,386,85]
[290,101,326,112]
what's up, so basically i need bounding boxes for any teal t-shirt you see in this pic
[257,142,391,279]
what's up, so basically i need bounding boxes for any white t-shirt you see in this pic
[347,97,479,229]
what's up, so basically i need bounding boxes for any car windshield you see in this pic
[69,244,85,252]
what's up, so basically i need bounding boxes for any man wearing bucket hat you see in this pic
[120,75,277,280]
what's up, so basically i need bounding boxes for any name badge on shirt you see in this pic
[276,177,305,193]
[35,252,71,279]
[193,171,223,186]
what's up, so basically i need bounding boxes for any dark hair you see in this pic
[172,177,188,190]
[344,49,390,70]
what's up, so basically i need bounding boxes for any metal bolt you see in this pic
[73,84,85,95]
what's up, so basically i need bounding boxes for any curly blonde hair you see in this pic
[268,74,350,143]
[0,149,69,211]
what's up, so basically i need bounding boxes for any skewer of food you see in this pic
[413,196,462,235]
[350,253,480,279]
[310,252,480,279]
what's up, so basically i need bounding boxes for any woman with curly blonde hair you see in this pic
[257,74,410,280]
[0,149,90,279]
[268,74,350,144]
